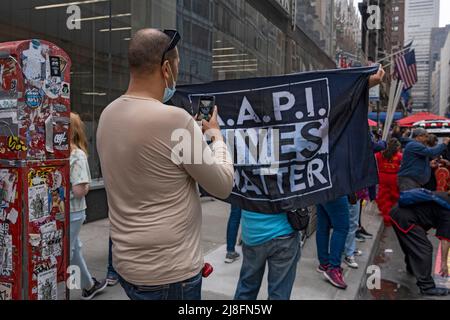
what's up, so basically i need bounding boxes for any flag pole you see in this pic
[391,80,404,131]
[375,46,412,64]
[384,47,396,138]
[383,80,404,140]
[384,79,400,140]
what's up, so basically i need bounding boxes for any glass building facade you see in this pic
[0,0,335,181]
[296,0,335,58]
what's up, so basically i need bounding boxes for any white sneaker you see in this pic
[225,252,240,264]
[344,256,359,269]
[354,250,363,257]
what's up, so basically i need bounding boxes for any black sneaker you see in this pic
[359,227,373,239]
[81,278,108,300]
[355,231,366,242]
[420,287,448,296]
[106,271,119,287]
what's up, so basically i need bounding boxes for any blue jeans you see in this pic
[70,211,94,290]
[316,197,350,268]
[227,205,242,253]
[107,237,118,276]
[345,201,361,257]
[234,232,301,300]
[118,272,202,300]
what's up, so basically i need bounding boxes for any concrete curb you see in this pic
[335,201,385,300]
[355,204,385,300]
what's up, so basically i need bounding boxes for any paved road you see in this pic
[360,226,449,300]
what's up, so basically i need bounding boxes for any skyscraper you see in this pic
[359,0,393,108]
[391,0,405,51]
[296,0,336,58]
[404,0,440,110]
[429,25,450,109]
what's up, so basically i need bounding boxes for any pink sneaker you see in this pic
[324,267,348,289]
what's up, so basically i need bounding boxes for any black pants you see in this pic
[393,226,436,291]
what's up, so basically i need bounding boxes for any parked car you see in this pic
[413,120,450,143]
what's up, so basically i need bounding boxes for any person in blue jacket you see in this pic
[398,128,450,192]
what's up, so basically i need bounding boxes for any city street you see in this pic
[70,199,388,300]
[362,226,449,300]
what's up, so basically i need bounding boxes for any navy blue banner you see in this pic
[172,66,380,213]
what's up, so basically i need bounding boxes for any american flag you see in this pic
[394,48,418,90]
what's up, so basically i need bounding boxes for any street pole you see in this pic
[376,0,380,133]
[377,101,380,132]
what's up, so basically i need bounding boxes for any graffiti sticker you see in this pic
[6,208,18,225]
[53,131,68,151]
[28,184,49,221]
[7,136,27,152]
[0,99,17,110]
[25,88,43,109]
[0,169,18,204]
[29,233,41,247]
[60,82,70,99]
[0,228,12,277]
[0,282,12,300]
[37,268,57,300]
[53,104,67,113]
[22,40,46,82]
[41,229,62,259]
[49,56,61,77]
[10,79,17,95]
[44,77,62,99]
[28,168,53,187]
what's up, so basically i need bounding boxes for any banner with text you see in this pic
[173,66,379,213]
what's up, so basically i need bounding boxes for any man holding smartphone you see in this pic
[97,28,234,300]
[197,96,216,122]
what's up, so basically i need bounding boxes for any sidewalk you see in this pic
[70,200,383,300]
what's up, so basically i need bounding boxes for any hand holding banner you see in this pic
[173,66,380,213]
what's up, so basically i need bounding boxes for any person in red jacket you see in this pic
[376,138,403,225]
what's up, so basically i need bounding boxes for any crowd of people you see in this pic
[67,28,450,300]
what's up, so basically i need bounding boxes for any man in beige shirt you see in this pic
[97,29,234,300]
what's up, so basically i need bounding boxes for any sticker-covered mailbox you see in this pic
[0,40,71,300]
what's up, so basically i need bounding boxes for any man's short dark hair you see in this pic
[128,28,177,74]
[412,128,428,139]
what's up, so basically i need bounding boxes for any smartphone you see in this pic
[197,95,215,122]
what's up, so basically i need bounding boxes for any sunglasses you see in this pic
[161,29,181,65]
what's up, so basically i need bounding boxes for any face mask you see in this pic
[163,63,176,103]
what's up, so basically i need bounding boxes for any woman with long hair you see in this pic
[70,112,107,299]
[375,138,403,225]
